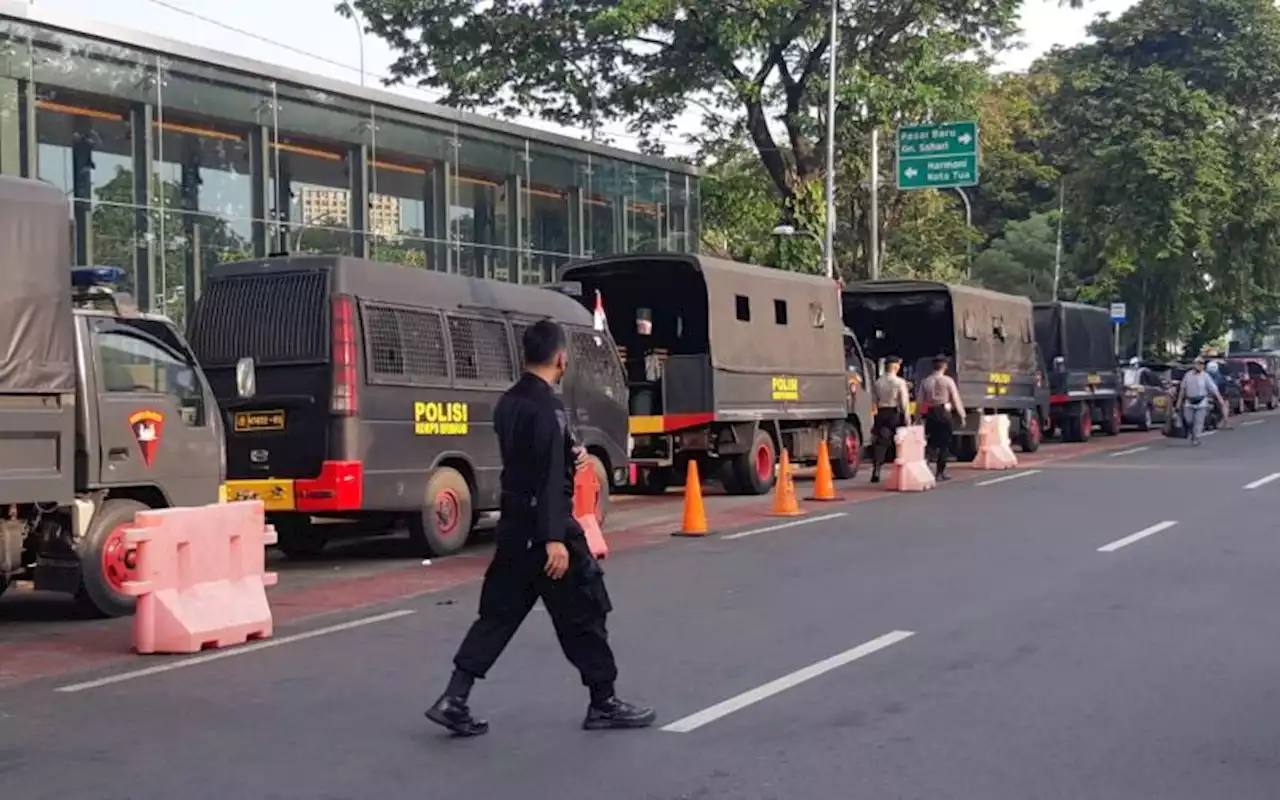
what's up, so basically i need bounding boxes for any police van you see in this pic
[188,255,629,558]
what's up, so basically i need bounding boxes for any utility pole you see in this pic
[869,128,879,280]
[822,0,838,280]
[1052,179,1064,299]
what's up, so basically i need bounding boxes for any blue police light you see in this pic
[70,266,126,289]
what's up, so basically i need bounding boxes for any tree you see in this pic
[971,212,1059,300]
[345,0,1026,221]
[1043,0,1280,348]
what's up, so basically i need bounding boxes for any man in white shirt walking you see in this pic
[1176,357,1227,445]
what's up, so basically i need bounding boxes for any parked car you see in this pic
[1204,359,1244,415]
[1120,361,1173,430]
[1229,357,1277,411]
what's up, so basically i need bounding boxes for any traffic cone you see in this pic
[573,464,609,559]
[807,439,841,501]
[672,460,709,537]
[770,449,806,517]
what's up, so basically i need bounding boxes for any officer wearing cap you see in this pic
[426,320,655,736]
[917,354,966,480]
[869,356,911,483]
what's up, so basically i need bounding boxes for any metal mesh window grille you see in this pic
[190,271,328,366]
[448,315,514,384]
[571,328,626,402]
[363,303,450,384]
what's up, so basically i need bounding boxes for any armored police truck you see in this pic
[558,254,870,495]
[0,176,225,617]
[188,256,629,559]
[842,280,1045,460]
[1033,301,1123,441]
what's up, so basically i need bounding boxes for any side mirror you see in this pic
[235,356,257,399]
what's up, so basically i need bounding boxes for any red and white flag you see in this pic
[592,289,607,332]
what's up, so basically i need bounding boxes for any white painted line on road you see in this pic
[1244,472,1280,490]
[722,512,847,540]
[661,630,915,733]
[1201,430,1218,438]
[974,470,1041,487]
[1097,521,1179,553]
[1241,419,1265,427]
[55,609,416,693]
[1108,446,1150,458]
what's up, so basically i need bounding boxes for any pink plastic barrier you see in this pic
[972,414,1019,470]
[121,500,278,655]
[886,425,936,492]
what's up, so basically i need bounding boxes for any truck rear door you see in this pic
[188,270,335,496]
[88,318,222,508]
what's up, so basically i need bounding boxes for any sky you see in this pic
[35,0,1138,159]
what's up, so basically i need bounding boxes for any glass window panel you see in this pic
[627,165,666,252]
[667,172,688,252]
[269,139,353,255]
[586,156,620,258]
[367,108,453,270]
[454,132,517,281]
[524,144,574,283]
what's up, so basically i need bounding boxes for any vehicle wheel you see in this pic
[1101,401,1122,436]
[1137,405,1152,432]
[588,454,610,528]
[1246,398,1259,412]
[1078,405,1094,441]
[635,466,672,495]
[75,497,149,618]
[732,428,777,495]
[1018,410,1042,453]
[408,467,474,557]
[273,516,328,559]
[954,434,979,463]
[831,421,861,480]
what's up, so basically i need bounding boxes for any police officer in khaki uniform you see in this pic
[917,355,966,481]
[869,356,911,483]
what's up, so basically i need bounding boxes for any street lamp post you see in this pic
[340,1,367,87]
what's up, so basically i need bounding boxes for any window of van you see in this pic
[447,315,515,385]
[363,303,450,385]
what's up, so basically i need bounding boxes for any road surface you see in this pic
[3,417,1280,799]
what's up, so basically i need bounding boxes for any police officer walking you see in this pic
[426,320,656,736]
[917,355,966,481]
[869,356,911,483]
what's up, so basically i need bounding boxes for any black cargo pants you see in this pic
[453,517,618,689]
[871,407,905,472]
[924,406,954,475]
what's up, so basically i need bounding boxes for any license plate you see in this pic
[224,480,295,511]
[234,409,286,432]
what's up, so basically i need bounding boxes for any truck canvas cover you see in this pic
[1032,301,1114,370]
[0,176,75,394]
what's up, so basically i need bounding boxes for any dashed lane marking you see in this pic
[661,630,916,733]
[974,470,1042,487]
[722,512,848,541]
[1108,446,1150,458]
[1244,472,1280,490]
[55,609,416,693]
[1097,521,1179,553]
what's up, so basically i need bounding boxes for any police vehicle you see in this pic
[0,176,224,617]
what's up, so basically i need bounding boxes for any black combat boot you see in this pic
[583,696,657,730]
[425,694,490,737]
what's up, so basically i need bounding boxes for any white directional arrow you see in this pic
[904,167,918,178]
[958,133,973,145]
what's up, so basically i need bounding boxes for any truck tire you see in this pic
[75,497,149,618]
[408,467,473,557]
[732,428,777,495]
[831,421,861,480]
[635,466,672,495]
[588,454,610,528]
[274,517,328,559]
[1101,401,1122,436]
[1018,409,1042,453]
[954,434,979,463]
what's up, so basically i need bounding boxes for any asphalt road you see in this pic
[4,418,1280,799]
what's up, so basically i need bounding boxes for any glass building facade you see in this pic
[0,3,699,326]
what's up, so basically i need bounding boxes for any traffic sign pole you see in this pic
[1110,302,1127,358]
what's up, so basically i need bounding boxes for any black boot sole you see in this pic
[582,711,658,731]
[425,707,490,737]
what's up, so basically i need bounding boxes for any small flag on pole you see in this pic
[593,289,607,332]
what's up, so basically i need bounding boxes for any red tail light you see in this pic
[331,295,358,415]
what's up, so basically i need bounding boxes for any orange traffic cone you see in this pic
[770,449,806,517]
[672,460,709,537]
[572,464,609,559]
[807,439,841,501]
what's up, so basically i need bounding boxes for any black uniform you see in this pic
[451,374,618,693]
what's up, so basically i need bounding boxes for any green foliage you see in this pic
[971,213,1059,300]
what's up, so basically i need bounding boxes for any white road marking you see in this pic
[1244,472,1280,490]
[722,512,847,540]
[974,470,1041,487]
[55,609,416,693]
[1241,419,1265,427]
[1097,521,1179,553]
[1108,446,1150,458]
[1200,430,1217,438]
[661,630,915,733]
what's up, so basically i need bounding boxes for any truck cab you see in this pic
[0,264,224,617]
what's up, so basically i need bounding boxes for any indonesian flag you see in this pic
[592,289,607,332]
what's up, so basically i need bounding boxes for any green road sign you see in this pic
[896,121,980,190]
